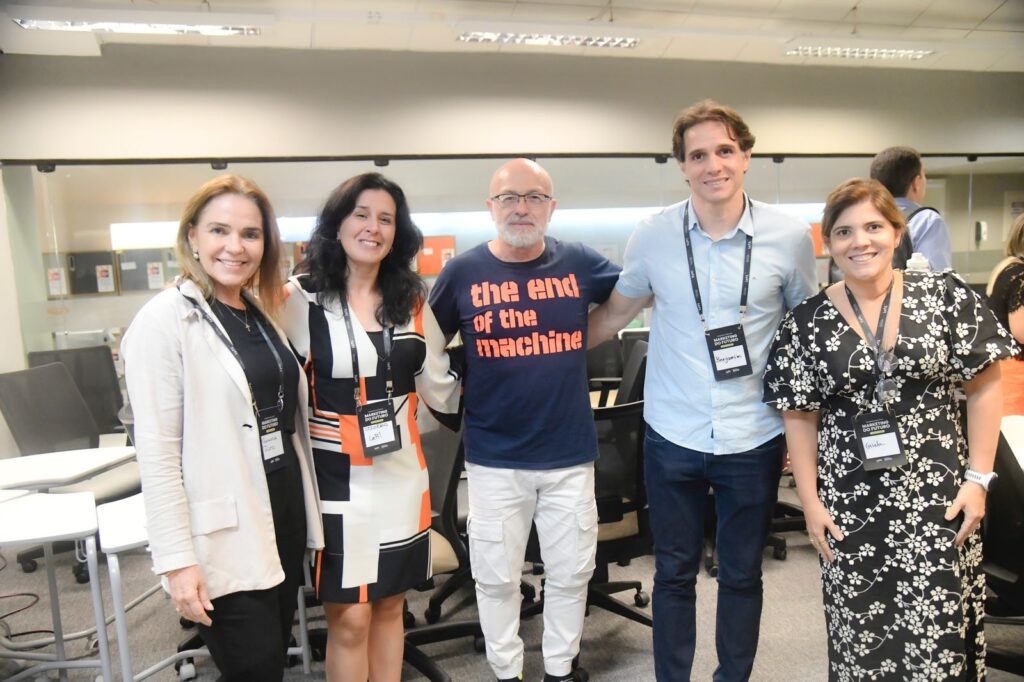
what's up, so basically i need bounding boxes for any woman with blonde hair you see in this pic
[123,174,324,681]
[986,211,1024,415]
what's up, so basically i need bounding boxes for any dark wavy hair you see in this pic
[296,172,425,326]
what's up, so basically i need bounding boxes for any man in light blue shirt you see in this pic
[870,146,953,270]
[589,100,817,681]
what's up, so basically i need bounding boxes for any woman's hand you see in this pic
[165,564,214,626]
[804,500,845,563]
[944,482,987,547]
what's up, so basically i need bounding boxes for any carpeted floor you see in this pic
[1,529,1021,681]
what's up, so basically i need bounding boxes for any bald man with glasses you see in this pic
[428,158,620,682]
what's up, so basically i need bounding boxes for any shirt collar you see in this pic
[685,195,754,240]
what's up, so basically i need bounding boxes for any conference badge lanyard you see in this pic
[340,300,402,458]
[683,197,754,381]
[184,290,288,473]
[846,279,906,471]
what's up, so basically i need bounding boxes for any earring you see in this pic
[191,246,199,260]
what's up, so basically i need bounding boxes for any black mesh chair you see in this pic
[587,339,623,407]
[0,362,139,580]
[588,398,653,626]
[984,425,1024,675]
[28,345,124,434]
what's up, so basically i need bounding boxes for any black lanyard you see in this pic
[339,300,393,406]
[844,279,894,369]
[682,196,754,331]
[181,287,285,415]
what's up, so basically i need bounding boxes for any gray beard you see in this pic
[498,224,544,249]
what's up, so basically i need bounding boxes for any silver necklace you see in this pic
[218,300,250,332]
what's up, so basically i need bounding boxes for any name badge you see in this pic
[704,324,753,381]
[854,410,907,471]
[259,412,287,473]
[358,398,402,457]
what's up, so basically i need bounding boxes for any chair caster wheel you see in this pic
[175,659,196,681]
[773,546,787,561]
[473,635,486,653]
[634,591,650,607]
[424,606,440,624]
[73,563,90,584]
[20,559,37,573]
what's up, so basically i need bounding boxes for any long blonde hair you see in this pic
[986,211,1024,297]
[176,175,284,316]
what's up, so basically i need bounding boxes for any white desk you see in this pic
[0,489,31,504]
[0,492,112,682]
[0,445,134,491]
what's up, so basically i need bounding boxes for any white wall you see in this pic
[1,45,1023,161]
[0,170,27,457]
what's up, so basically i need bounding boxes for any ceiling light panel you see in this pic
[785,46,935,60]
[457,32,639,48]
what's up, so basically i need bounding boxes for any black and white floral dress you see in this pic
[763,271,1016,681]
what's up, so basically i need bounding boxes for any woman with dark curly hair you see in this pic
[280,172,460,681]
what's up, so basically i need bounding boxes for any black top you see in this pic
[987,259,1024,359]
[211,299,300,434]
[211,299,306,540]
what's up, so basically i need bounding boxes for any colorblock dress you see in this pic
[281,275,461,603]
[763,271,1015,681]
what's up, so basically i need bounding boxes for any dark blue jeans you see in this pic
[645,426,785,682]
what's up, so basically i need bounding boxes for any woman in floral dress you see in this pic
[763,178,1015,680]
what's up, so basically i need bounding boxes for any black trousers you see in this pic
[196,518,305,675]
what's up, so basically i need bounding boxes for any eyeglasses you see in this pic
[490,192,553,208]
[874,349,897,405]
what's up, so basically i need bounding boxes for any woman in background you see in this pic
[986,211,1024,415]
[764,178,1014,680]
[122,175,323,681]
[280,172,460,681]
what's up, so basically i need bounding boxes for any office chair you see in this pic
[0,362,139,581]
[402,423,489,681]
[28,345,124,433]
[588,399,653,626]
[587,338,623,407]
[984,420,1024,675]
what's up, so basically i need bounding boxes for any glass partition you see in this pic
[3,153,1022,355]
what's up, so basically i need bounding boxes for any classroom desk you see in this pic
[0,445,135,491]
[0,492,112,682]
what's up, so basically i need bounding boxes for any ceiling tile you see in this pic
[914,0,1006,30]
[660,35,746,60]
[840,0,930,26]
[979,0,1024,32]
[311,22,413,50]
[771,0,855,22]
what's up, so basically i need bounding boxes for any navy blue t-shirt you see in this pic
[428,237,620,469]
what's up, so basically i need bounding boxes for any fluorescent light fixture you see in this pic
[110,221,178,251]
[458,32,639,49]
[13,18,259,35]
[8,5,269,36]
[785,46,934,61]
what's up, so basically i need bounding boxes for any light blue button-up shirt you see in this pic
[617,197,817,455]
[894,197,953,271]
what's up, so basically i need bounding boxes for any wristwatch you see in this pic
[964,469,998,491]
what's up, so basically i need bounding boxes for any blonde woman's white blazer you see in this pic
[122,279,325,600]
